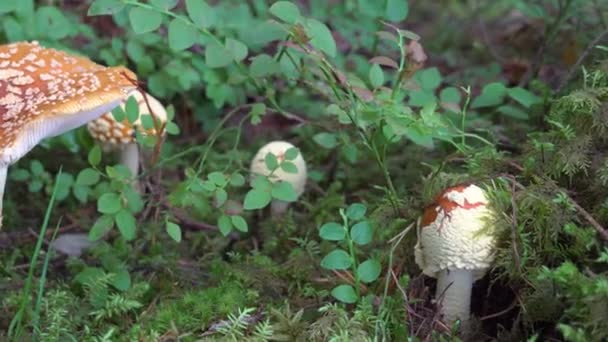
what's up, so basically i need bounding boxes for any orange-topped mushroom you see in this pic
[414,184,497,327]
[0,41,138,227]
[87,90,167,191]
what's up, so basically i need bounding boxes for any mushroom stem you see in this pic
[0,165,6,228]
[120,142,140,192]
[270,200,289,215]
[436,268,473,324]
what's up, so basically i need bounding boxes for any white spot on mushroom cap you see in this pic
[414,185,496,280]
[249,141,307,197]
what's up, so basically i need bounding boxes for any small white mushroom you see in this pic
[249,141,307,215]
[87,91,167,192]
[414,184,496,326]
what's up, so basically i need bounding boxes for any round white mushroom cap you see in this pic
[250,141,307,197]
[87,91,167,149]
[414,184,496,280]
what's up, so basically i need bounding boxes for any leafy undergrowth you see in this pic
[1,0,608,341]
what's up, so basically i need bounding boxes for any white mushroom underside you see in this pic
[414,205,495,279]
[0,99,123,166]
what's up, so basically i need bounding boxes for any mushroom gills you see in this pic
[436,268,473,323]
[4,99,124,166]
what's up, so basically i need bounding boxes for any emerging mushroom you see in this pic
[87,91,167,191]
[0,41,137,228]
[250,141,307,215]
[414,184,496,326]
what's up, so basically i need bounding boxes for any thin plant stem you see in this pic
[8,167,62,340]
[340,209,361,298]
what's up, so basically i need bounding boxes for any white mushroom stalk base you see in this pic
[436,268,473,324]
[270,200,290,215]
[120,143,140,192]
[0,166,6,229]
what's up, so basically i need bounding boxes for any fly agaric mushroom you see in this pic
[250,141,307,215]
[0,41,137,228]
[87,91,167,191]
[414,184,496,325]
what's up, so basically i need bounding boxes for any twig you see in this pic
[479,297,518,320]
[503,174,608,242]
[556,27,608,93]
[568,196,608,241]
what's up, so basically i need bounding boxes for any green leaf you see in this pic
[313,132,337,149]
[385,0,408,22]
[217,214,233,236]
[168,19,198,51]
[439,87,461,104]
[88,0,124,16]
[125,96,139,123]
[97,193,122,214]
[497,105,529,120]
[331,284,358,303]
[123,187,144,213]
[10,168,29,181]
[115,209,136,240]
[269,1,300,24]
[251,175,272,191]
[225,38,248,62]
[508,87,541,108]
[471,82,507,108]
[265,152,279,170]
[89,215,114,241]
[320,249,352,270]
[250,54,280,78]
[54,173,74,201]
[369,64,384,88]
[111,105,126,122]
[230,215,248,232]
[304,18,337,57]
[243,189,272,210]
[408,89,436,107]
[205,41,233,68]
[88,145,101,167]
[346,203,367,220]
[229,173,246,187]
[30,160,44,175]
[417,67,441,90]
[284,147,299,160]
[28,180,43,193]
[149,0,178,10]
[110,269,131,291]
[280,161,298,174]
[208,171,227,186]
[250,103,266,125]
[215,188,228,207]
[0,1,16,14]
[165,122,180,135]
[319,222,345,241]
[351,220,373,245]
[72,185,89,203]
[36,6,71,39]
[271,181,298,202]
[185,0,215,28]
[166,221,182,242]
[129,7,163,34]
[358,259,381,283]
